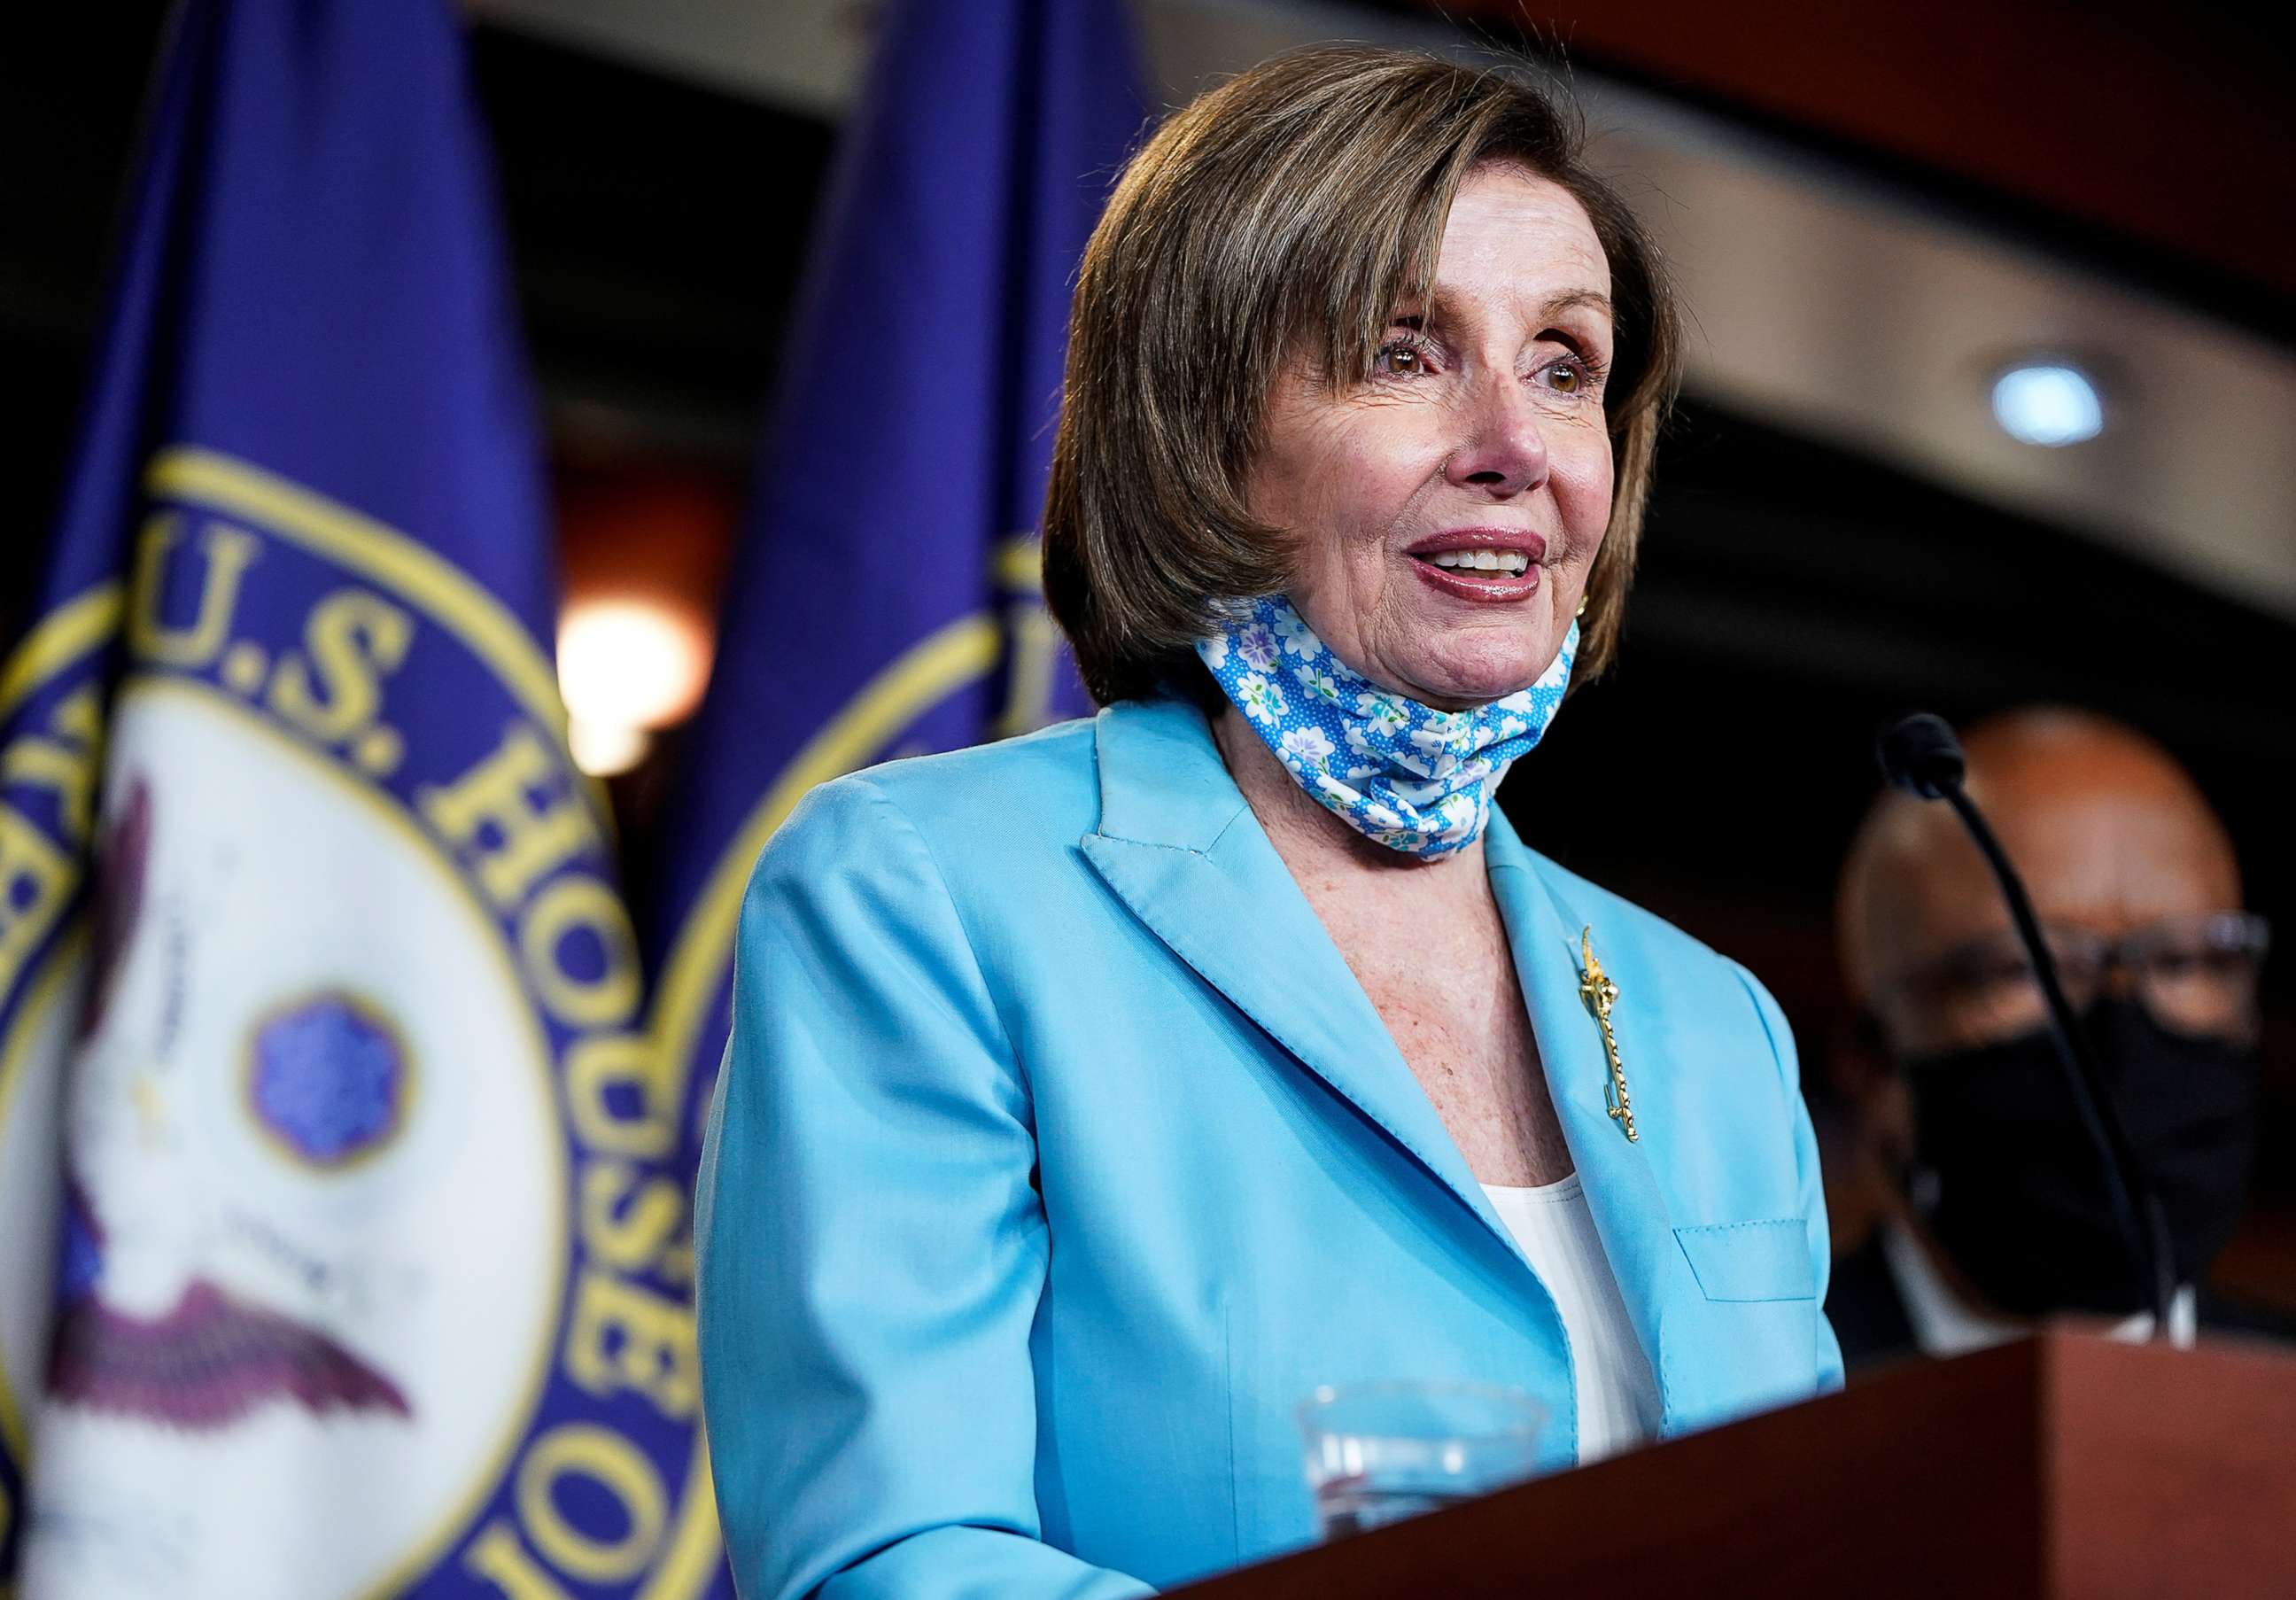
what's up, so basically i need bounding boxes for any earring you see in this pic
[1575,594,1588,619]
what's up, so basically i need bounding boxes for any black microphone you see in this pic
[1874,712,2176,1335]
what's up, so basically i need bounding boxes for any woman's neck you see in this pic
[1208,703,1489,895]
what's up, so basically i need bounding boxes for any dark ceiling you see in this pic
[1413,0,2296,338]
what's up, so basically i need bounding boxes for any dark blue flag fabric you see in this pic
[0,3,725,1595]
[640,0,1145,1198]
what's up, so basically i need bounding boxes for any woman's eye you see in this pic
[1374,339,1435,377]
[1540,359,1588,395]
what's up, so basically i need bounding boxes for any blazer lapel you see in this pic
[1080,699,1515,1249]
[1484,816,1694,1432]
[1084,700,1707,1432]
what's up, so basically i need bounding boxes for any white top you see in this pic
[1879,1220,2197,1356]
[1481,1173,1661,1464]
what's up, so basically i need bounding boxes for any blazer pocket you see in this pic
[1672,1220,1817,1302]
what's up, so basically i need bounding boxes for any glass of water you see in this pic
[1296,1379,1546,1540]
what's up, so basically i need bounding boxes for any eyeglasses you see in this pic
[1888,911,2271,1045]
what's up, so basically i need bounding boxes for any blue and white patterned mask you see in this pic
[1195,594,1577,858]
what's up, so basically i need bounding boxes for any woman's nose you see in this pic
[1444,373,1550,496]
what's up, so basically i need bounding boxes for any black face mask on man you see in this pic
[1902,998,2260,1317]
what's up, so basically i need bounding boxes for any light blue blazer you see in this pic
[696,695,1842,1600]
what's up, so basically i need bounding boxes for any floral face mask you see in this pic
[1195,594,1577,858]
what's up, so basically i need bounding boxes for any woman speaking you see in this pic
[696,44,1841,1600]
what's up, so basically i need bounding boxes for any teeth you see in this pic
[1428,549,1530,575]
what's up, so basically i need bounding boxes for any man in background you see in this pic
[1825,706,2284,1365]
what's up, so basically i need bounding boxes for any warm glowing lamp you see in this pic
[556,597,713,776]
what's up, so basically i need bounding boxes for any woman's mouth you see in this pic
[1405,532,1546,603]
[1424,548,1532,577]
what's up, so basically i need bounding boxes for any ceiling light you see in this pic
[1990,361,2105,447]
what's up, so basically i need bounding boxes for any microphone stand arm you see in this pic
[1937,781,2178,1335]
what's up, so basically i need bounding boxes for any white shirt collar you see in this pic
[1879,1219,2195,1356]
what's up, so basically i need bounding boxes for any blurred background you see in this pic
[6,0,2291,1309]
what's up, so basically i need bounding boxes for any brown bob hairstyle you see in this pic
[1043,44,1683,706]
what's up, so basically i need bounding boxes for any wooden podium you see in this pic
[1171,1332,2296,1598]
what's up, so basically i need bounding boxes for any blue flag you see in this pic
[0,3,723,1595]
[641,0,1146,1181]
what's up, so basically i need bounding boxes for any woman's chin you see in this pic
[1400,639,1563,708]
